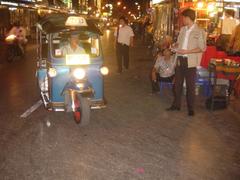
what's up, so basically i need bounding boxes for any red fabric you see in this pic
[216,51,227,58]
[201,46,217,68]
[201,46,240,68]
[216,74,236,80]
[227,56,240,63]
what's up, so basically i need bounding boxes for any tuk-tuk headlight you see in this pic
[100,66,109,75]
[48,68,57,77]
[76,83,84,88]
[73,68,86,80]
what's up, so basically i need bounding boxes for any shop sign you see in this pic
[65,16,88,27]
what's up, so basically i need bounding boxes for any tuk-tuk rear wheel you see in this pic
[73,96,90,126]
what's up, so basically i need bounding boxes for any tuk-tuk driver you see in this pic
[61,33,85,55]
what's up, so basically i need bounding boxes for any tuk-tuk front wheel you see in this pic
[73,95,90,126]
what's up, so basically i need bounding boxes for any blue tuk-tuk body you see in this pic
[36,14,108,125]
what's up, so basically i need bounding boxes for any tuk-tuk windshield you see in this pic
[51,31,100,58]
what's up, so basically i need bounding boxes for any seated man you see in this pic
[151,48,176,94]
[8,21,27,44]
[7,21,27,55]
[61,33,85,56]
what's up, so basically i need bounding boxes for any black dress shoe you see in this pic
[166,106,180,111]
[188,110,195,116]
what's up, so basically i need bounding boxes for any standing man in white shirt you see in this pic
[166,9,206,116]
[217,9,238,51]
[114,16,134,73]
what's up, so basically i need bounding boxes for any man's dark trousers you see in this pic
[173,56,196,111]
[116,43,129,73]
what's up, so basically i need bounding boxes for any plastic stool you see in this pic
[196,78,211,96]
[196,67,211,97]
[159,82,173,95]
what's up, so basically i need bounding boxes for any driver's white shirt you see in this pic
[61,44,85,55]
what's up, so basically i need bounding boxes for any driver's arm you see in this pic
[60,45,68,56]
[78,46,86,54]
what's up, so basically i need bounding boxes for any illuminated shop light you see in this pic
[197,2,204,9]
[209,12,216,17]
[1,1,18,6]
[9,7,17,11]
[224,0,240,2]
[152,0,164,5]
[207,3,215,12]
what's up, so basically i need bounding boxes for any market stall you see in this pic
[151,0,178,44]
[207,58,240,110]
[0,0,68,39]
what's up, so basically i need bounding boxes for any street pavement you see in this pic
[0,29,240,180]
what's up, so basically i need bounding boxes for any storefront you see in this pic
[178,1,215,30]
[178,1,240,32]
[150,0,178,44]
[0,1,37,38]
[0,5,9,37]
[0,0,68,39]
[223,0,240,18]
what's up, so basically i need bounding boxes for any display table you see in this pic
[209,58,240,80]
[208,58,240,110]
[201,46,240,69]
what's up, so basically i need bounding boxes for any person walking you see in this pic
[114,16,134,73]
[166,8,206,116]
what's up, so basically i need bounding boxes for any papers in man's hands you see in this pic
[170,47,178,53]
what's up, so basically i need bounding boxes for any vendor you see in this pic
[229,23,240,55]
[217,9,238,51]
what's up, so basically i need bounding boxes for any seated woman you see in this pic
[151,48,176,94]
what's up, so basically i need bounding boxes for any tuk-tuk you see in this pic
[36,14,108,126]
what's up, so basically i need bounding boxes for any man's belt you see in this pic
[177,56,188,66]
[177,56,188,59]
[118,42,128,46]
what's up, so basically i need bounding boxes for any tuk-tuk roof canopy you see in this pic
[37,14,103,35]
